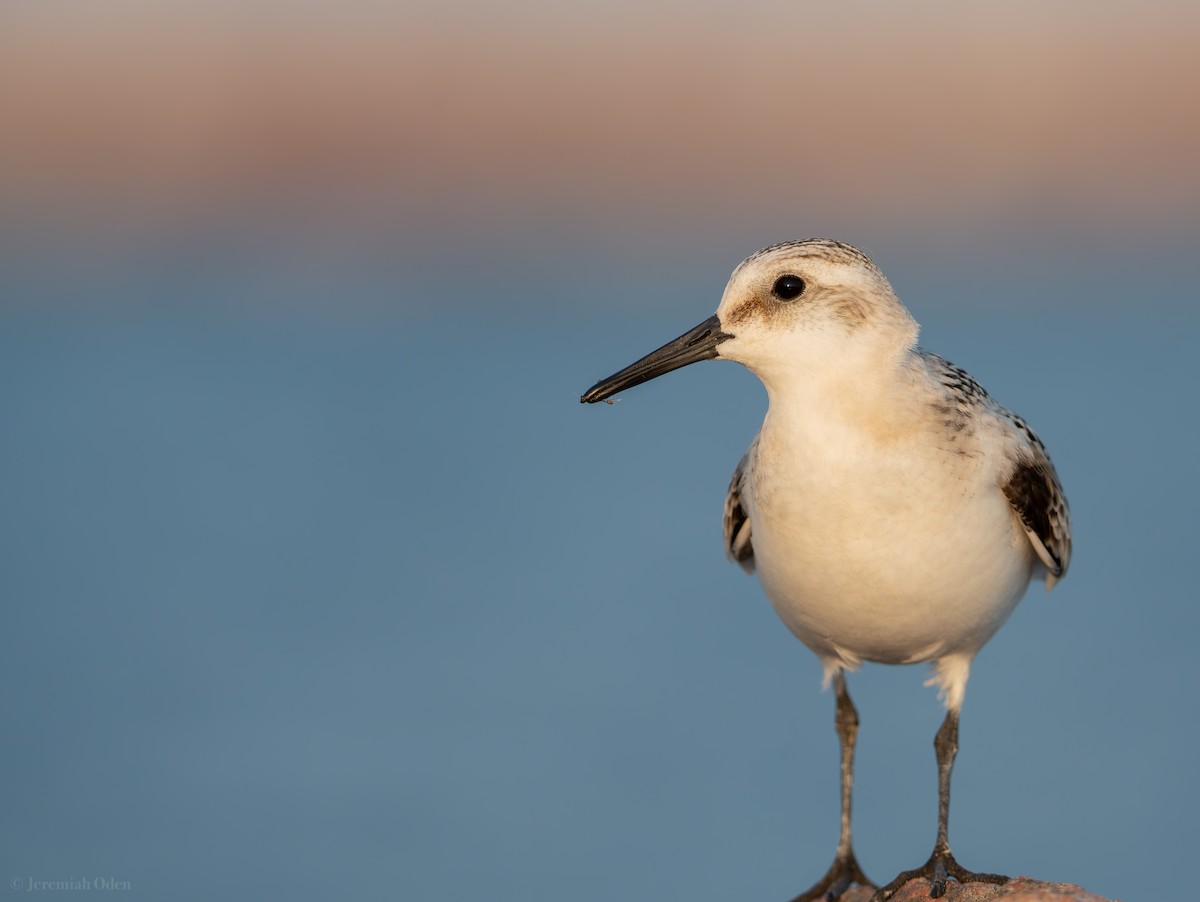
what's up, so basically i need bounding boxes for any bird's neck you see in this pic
[757,341,922,451]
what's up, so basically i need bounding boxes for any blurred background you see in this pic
[2,1,1197,900]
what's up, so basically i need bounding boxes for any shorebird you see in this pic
[580,239,1071,901]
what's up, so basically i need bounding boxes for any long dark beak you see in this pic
[580,314,731,404]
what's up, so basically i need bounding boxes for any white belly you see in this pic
[748,435,1036,668]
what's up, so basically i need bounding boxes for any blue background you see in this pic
[2,246,1196,901]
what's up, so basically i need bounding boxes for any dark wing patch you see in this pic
[1002,452,1072,588]
[723,454,755,574]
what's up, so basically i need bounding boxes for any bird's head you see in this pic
[580,239,918,405]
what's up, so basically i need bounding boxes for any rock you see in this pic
[834,877,1116,902]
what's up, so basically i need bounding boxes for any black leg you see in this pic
[872,710,1008,900]
[788,674,873,902]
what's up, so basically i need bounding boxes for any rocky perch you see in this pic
[837,877,1116,902]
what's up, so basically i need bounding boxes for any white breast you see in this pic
[745,403,1036,670]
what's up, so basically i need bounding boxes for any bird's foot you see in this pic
[870,848,1008,901]
[787,848,874,902]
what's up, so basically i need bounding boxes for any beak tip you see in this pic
[580,314,727,407]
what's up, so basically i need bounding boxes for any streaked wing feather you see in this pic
[1001,423,1072,589]
[723,452,755,574]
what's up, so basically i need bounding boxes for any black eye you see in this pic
[772,274,806,300]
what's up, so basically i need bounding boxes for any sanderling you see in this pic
[580,239,1071,901]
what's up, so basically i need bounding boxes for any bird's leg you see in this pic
[788,674,873,902]
[872,710,1008,901]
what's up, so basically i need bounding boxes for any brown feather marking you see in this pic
[723,454,755,574]
[1002,457,1070,579]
